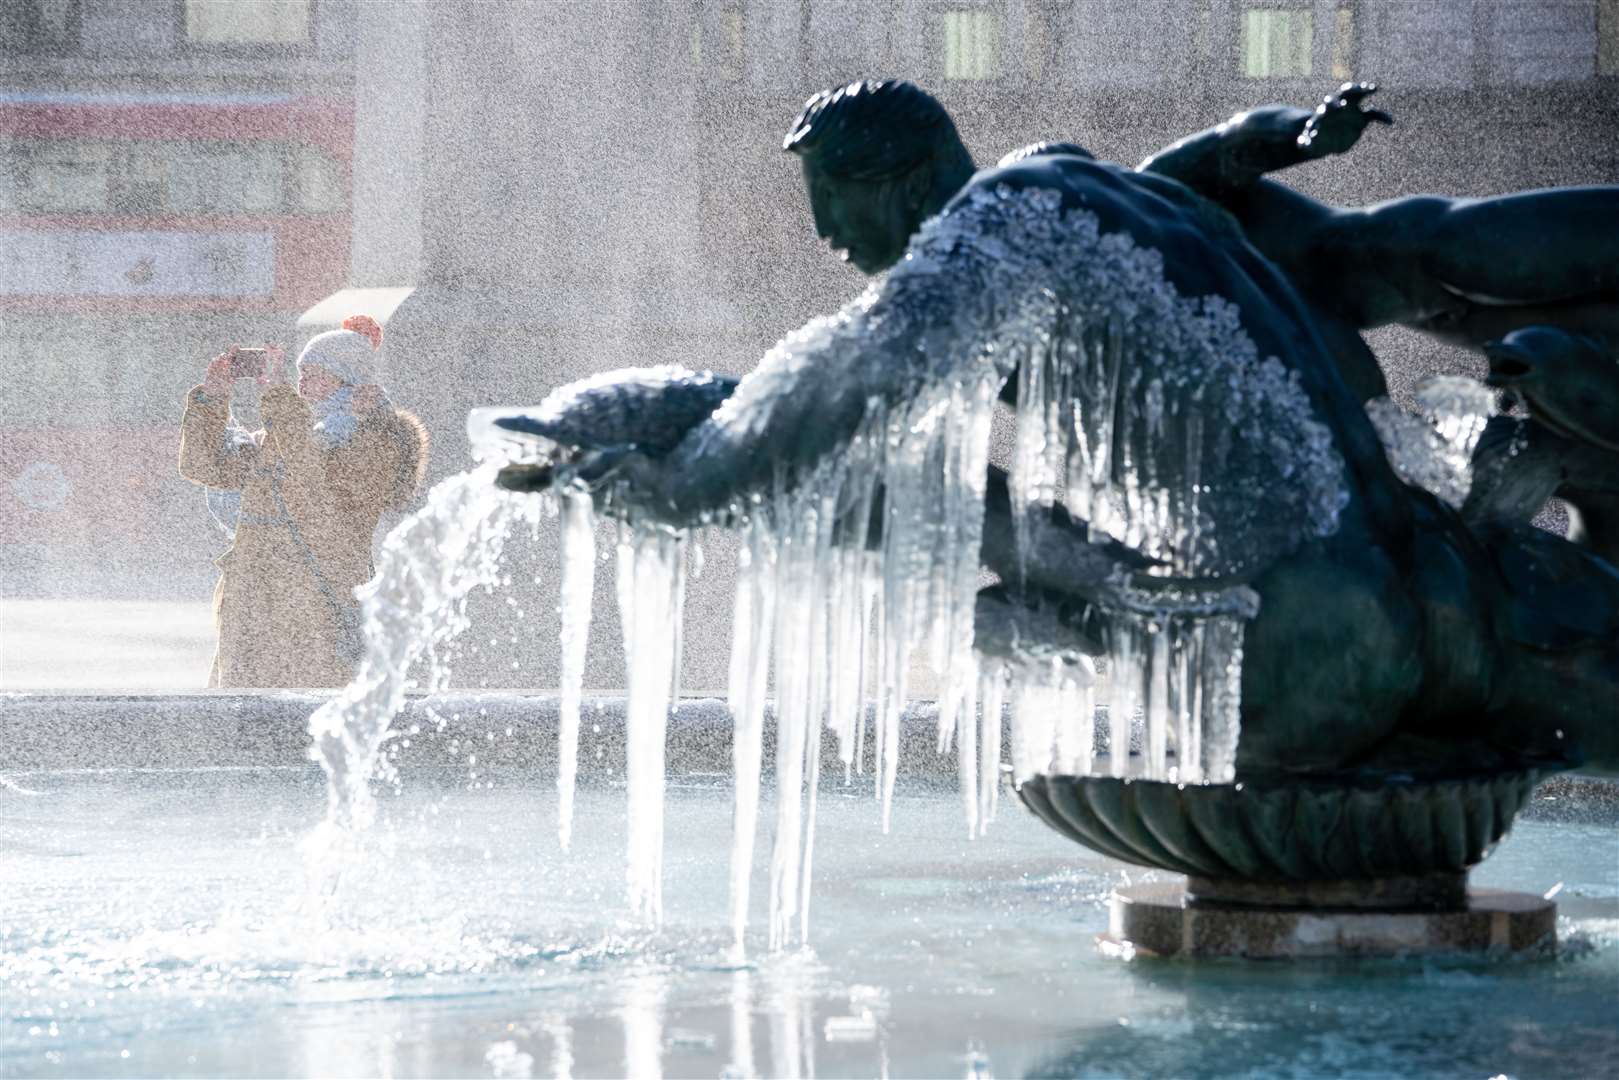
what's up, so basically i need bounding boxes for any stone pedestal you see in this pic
[1104,880,1556,959]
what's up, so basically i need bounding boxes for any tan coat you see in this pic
[179,384,428,688]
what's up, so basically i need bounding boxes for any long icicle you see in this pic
[727,521,776,952]
[556,492,595,852]
[619,525,684,926]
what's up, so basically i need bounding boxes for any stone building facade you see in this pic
[4,0,1615,687]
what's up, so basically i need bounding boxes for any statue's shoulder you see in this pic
[996,141,1095,167]
[955,153,1209,237]
[949,153,1134,213]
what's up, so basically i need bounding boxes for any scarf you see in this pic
[312,385,360,449]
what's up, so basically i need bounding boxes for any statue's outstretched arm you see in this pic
[1139,83,1391,197]
[615,263,987,525]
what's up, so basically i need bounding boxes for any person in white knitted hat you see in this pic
[178,316,429,688]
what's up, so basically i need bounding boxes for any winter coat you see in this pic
[179,384,429,688]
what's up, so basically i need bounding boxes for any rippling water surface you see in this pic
[2,768,1615,1078]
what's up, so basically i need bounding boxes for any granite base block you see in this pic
[1105,880,1557,959]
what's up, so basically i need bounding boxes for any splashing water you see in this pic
[307,463,545,834]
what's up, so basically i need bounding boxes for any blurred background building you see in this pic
[2,0,1616,688]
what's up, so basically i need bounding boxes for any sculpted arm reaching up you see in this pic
[1140,83,1619,351]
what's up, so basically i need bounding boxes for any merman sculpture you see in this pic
[488,81,1618,954]
[1142,85,1619,568]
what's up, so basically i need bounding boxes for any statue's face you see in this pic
[802,159,923,275]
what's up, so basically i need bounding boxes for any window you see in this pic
[0,142,112,213]
[1331,7,1354,80]
[293,145,343,214]
[940,9,1003,80]
[183,0,311,46]
[0,0,79,55]
[166,142,284,214]
[1241,8,1313,78]
[0,139,344,217]
[120,146,171,216]
[1601,0,1619,76]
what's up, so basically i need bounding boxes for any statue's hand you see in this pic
[495,461,556,493]
[571,447,696,526]
[1298,82,1393,158]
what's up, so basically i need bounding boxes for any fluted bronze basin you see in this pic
[1018,766,1554,882]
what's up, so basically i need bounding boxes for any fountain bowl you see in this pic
[1017,764,1556,889]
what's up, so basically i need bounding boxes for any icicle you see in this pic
[1106,619,1139,777]
[827,545,876,774]
[956,671,979,838]
[1053,665,1096,776]
[1198,615,1246,784]
[798,616,826,945]
[556,491,595,852]
[854,572,879,777]
[1175,621,1204,783]
[1010,674,1060,784]
[977,665,1005,828]
[796,495,835,952]
[726,521,776,951]
[1144,625,1171,780]
[619,524,685,927]
[766,491,831,951]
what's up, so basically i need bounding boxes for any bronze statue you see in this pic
[1142,86,1619,567]
[497,81,1619,784]
[1140,85,1619,358]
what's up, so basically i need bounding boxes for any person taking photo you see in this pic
[178,315,429,688]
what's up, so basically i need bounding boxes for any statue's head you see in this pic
[783,80,976,274]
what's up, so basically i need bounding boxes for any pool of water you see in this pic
[3,767,1616,1078]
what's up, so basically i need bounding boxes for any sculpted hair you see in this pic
[783,80,973,183]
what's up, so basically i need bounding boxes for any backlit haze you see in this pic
[3,0,1616,690]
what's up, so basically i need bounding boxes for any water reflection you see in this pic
[543,1012,573,1080]
[728,969,755,1078]
[297,1001,401,1078]
[552,954,908,1079]
[621,966,667,1079]
[764,958,814,1079]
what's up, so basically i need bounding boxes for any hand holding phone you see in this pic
[257,344,288,387]
[228,347,269,380]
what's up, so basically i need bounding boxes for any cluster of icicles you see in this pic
[311,185,1355,951]
[594,362,1253,951]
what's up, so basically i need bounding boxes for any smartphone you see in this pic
[227,348,269,380]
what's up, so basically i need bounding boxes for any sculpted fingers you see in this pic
[495,462,556,493]
[1330,82,1394,125]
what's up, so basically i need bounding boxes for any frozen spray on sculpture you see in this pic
[309,177,1348,948]
[473,181,1348,947]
